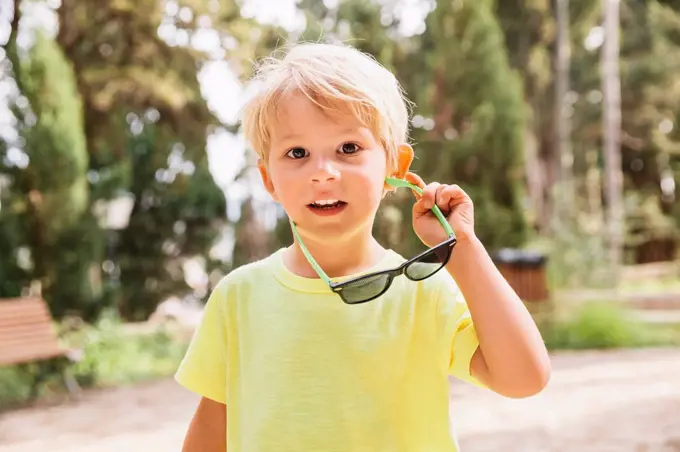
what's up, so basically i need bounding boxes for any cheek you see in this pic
[269,165,303,204]
[353,158,388,204]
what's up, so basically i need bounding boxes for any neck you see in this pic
[284,225,385,280]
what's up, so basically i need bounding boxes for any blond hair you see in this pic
[240,42,412,170]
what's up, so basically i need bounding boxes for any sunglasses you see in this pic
[289,177,457,304]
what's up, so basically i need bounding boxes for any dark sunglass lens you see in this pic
[404,242,452,281]
[340,274,391,304]
[434,244,451,263]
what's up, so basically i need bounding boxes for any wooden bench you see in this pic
[0,297,82,400]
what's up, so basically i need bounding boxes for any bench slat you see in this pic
[0,311,55,324]
[0,312,52,327]
[0,326,55,338]
[0,317,54,333]
[0,334,60,347]
[0,327,57,344]
[0,298,72,367]
[0,306,51,318]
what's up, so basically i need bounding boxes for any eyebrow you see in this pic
[278,132,303,141]
[278,127,363,142]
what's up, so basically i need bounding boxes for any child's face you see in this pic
[259,92,390,241]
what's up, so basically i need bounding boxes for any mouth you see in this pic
[307,199,347,209]
[307,199,347,216]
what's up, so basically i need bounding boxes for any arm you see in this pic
[175,277,231,449]
[182,397,227,452]
[402,172,550,398]
[446,236,551,398]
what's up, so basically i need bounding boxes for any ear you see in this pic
[394,144,414,179]
[257,159,278,201]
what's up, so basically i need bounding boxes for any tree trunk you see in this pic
[601,0,624,284]
[524,120,544,230]
[554,0,574,230]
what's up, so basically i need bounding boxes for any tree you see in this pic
[2,2,101,314]
[231,196,272,269]
[601,0,623,283]
[568,0,680,268]
[1,0,279,319]
[554,0,575,228]
[404,0,528,253]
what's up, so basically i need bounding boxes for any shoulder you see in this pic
[420,270,470,328]
[224,252,280,283]
[208,250,282,299]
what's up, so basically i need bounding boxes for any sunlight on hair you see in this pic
[240,42,413,170]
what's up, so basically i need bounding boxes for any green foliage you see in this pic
[115,125,227,321]
[0,366,34,409]
[48,0,251,320]
[567,0,680,252]
[66,311,189,387]
[541,301,680,350]
[0,202,30,297]
[1,0,247,320]
[231,197,274,269]
[398,0,529,254]
[544,232,610,290]
[0,31,100,314]
[3,0,680,322]
[18,32,89,241]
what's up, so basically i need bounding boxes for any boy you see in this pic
[176,42,551,451]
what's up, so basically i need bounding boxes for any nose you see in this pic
[310,158,340,183]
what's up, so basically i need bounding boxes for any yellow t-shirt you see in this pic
[175,248,483,451]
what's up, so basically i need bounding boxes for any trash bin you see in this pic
[492,248,549,302]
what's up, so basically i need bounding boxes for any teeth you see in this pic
[312,199,340,206]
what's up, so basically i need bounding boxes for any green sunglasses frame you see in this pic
[289,177,456,304]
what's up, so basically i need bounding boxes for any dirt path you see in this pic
[1,348,679,452]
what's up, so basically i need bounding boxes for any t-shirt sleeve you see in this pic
[175,278,229,404]
[435,273,486,388]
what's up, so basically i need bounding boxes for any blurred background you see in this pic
[0,0,679,451]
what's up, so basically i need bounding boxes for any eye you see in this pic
[339,142,361,155]
[286,147,308,159]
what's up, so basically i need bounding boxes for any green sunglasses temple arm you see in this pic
[289,218,333,285]
[384,177,456,237]
[288,177,455,288]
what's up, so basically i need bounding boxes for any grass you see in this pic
[65,312,189,388]
[539,300,680,351]
[619,277,680,294]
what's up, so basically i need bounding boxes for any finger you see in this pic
[422,182,441,210]
[413,182,441,218]
[438,184,466,209]
[412,197,432,218]
[404,171,425,189]
[435,184,449,211]
[404,172,426,199]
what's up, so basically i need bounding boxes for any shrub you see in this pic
[542,301,680,350]
[66,310,188,387]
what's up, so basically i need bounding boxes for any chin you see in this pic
[294,210,376,242]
